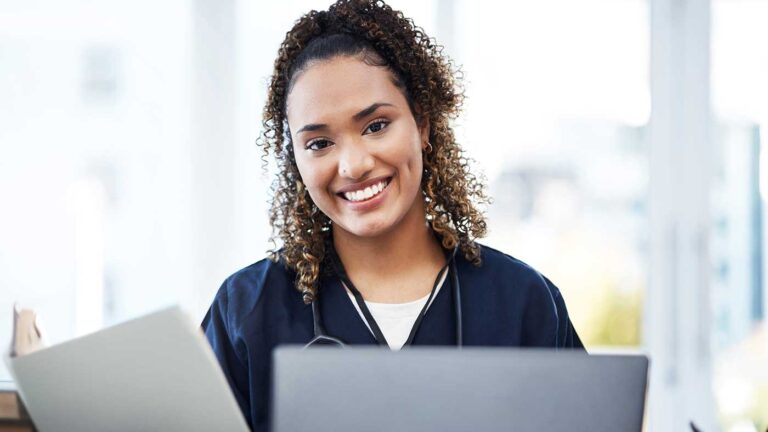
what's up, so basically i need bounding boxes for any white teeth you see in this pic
[342,179,389,202]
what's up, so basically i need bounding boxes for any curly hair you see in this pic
[260,0,489,304]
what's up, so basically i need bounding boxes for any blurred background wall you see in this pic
[1,0,766,430]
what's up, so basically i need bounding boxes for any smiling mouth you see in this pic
[338,177,392,202]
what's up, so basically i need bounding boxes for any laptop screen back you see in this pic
[272,347,648,432]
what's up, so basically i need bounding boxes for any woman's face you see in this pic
[286,56,429,239]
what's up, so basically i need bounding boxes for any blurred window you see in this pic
[711,1,768,429]
[454,0,650,348]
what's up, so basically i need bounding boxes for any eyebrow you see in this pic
[295,102,395,135]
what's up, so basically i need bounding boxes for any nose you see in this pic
[337,141,375,180]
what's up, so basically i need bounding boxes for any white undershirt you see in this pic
[344,269,449,351]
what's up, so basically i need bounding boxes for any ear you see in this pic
[419,116,431,150]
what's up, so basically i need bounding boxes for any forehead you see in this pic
[286,56,407,125]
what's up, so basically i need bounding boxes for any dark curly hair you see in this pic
[260,0,489,304]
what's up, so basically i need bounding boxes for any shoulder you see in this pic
[206,255,297,330]
[472,243,582,348]
[470,243,562,316]
[475,244,542,277]
[219,256,294,302]
[473,244,555,291]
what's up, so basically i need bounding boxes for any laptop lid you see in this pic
[7,307,250,432]
[272,347,648,432]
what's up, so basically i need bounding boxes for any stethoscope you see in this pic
[304,245,463,348]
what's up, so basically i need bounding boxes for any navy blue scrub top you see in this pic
[201,244,585,432]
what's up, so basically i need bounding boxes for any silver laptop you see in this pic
[272,347,648,432]
[7,307,250,432]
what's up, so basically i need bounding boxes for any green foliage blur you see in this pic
[582,287,643,347]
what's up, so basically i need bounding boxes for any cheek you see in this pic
[391,132,424,178]
[293,148,316,183]
[294,154,334,200]
[381,127,423,165]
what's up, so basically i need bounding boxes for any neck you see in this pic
[332,198,445,302]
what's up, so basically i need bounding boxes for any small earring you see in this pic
[424,141,433,154]
[302,289,314,304]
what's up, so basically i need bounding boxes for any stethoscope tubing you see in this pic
[305,250,462,349]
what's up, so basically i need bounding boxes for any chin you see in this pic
[336,216,397,239]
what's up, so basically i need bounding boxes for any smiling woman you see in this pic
[201,1,585,431]
[289,56,430,252]
[267,21,489,305]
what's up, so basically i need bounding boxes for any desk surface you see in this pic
[0,390,35,432]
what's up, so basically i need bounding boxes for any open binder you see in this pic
[5,306,249,432]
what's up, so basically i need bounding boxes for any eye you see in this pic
[364,119,390,135]
[306,138,333,151]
